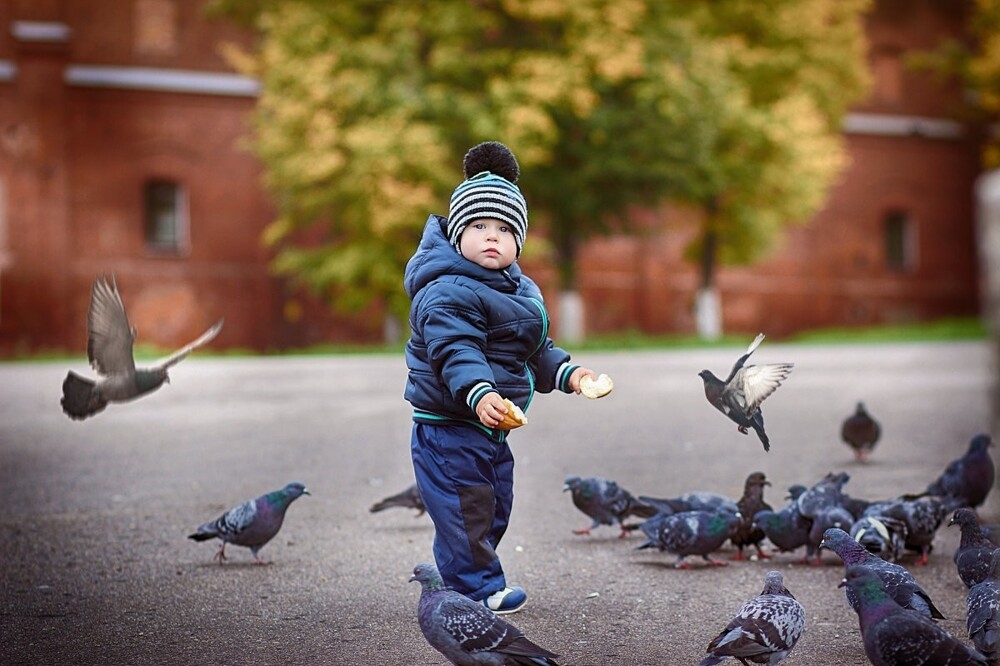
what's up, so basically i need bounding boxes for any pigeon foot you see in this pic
[572,528,592,536]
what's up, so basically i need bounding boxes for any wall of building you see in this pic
[0,0,985,355]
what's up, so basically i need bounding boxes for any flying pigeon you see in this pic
[410,562,561,665]
[952,508,1000,589]
[820,527,945,621]
[61,274,223,420]
[188,481,310,564]
[730,471,773,561]
[850,515,908,563]
[966,548,1000,662]
[841,401,881,462]
[839,565,988,666]
[925,433,995,512]
[697,333,793,452]
[863,495,948,565]
[370,482,425,517]
[637,509,741,569]
[699,570,805,666]
[563,476,657,538]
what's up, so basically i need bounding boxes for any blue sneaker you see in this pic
[482,586,527,615]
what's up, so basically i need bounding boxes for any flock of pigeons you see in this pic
[58,275,998,665]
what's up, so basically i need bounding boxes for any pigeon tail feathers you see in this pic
[60,371,107,420]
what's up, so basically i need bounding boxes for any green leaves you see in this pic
[215,0,871,327]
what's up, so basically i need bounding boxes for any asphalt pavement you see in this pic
[0,340,996,665]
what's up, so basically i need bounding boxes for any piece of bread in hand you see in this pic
[580,373,614,399]
[496,398,527,430]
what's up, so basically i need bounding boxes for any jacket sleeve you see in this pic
[418,284,496,406]
[530,338,577,394]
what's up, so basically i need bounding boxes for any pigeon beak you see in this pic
[838,577,848,589]
[303,488,312,496]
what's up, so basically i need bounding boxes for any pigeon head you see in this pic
[970,433,993,453]
[410,562,445,590]
[786,484,807,501]
[950,507,980,530]
[838,565,891,604]
[744,471,770,489]
[761,570,794,597]
[819,527,869,563]
[268,482,310,508]
[563,476,582,493]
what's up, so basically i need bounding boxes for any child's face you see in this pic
[459,218,517,270]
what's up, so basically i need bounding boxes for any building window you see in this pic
[144,179,187,253]
[884,210,915,271]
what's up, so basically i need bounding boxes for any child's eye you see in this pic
[499,225,511,234]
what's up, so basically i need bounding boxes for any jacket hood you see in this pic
[404,215,522,298]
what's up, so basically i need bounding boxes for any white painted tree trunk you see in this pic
[558,290,584,344]
[694,287,722,340]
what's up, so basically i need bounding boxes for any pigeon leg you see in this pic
[705,555,728,567]
[674,557,692,570]
[754,544,772,559]
[213,543,228,564]
[916,551,929,566]
[729,549,747,561]
[738,425,749,435]
[617,527,630,539]
[572,527,593,536]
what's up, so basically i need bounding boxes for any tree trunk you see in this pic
[554,228,584,343]
[694,210,722,340]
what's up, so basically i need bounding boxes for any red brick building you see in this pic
[0,0,983,354]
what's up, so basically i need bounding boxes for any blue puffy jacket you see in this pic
[404,215,578,441]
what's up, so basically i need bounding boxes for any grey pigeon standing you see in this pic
[637,509,741,568]
[820,527,945,621]
[926,433,995,512]
[952,508,1000,589]
[370,482,425,517]
[188,482,310,564]
[730,471,773,561]
[698,333,793,452]
[966,548,1000,663]
[563,476,657,538]
[410,562,560,666]
[841,401,882,462]
[699,570,806,666]
[752,485,813,562]
[839,565,988,666]
[61,274,223,420]
[638,491,740,517]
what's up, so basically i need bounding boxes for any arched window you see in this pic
[144,179,187,253]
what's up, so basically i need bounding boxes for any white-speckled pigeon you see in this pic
[637,509,741,568]
[731,471,773,561]
[926,434,995,512]
[698,333,793,452]
[410,562,560,665]
[61,274,223,420]
[841,401,881,462]
[820,527,945,621]
[188,482,310,564]
[952,508,1000,589]
[966,548,1000,662]
[370,482,425,517]
[563,476,657,538]
[699,570,805,666]
[840,565,988,666]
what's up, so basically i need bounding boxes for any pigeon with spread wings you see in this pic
[61,274,223,420]
[698,333,793,452]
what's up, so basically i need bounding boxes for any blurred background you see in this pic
[0,0,997,357]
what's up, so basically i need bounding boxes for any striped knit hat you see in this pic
[447,142,528,256]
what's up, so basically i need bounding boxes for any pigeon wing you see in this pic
[435,595,510,654]
[153,319,224,371]
[87,275,137,377]
[727,363,794,416]
[215,499,258,538]
[723,333,765,383]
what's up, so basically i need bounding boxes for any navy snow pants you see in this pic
[411,422,513,601]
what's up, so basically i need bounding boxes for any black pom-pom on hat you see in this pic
[462,141,520,183]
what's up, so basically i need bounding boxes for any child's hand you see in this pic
[568,367,598,394]
[476,391,509,428]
